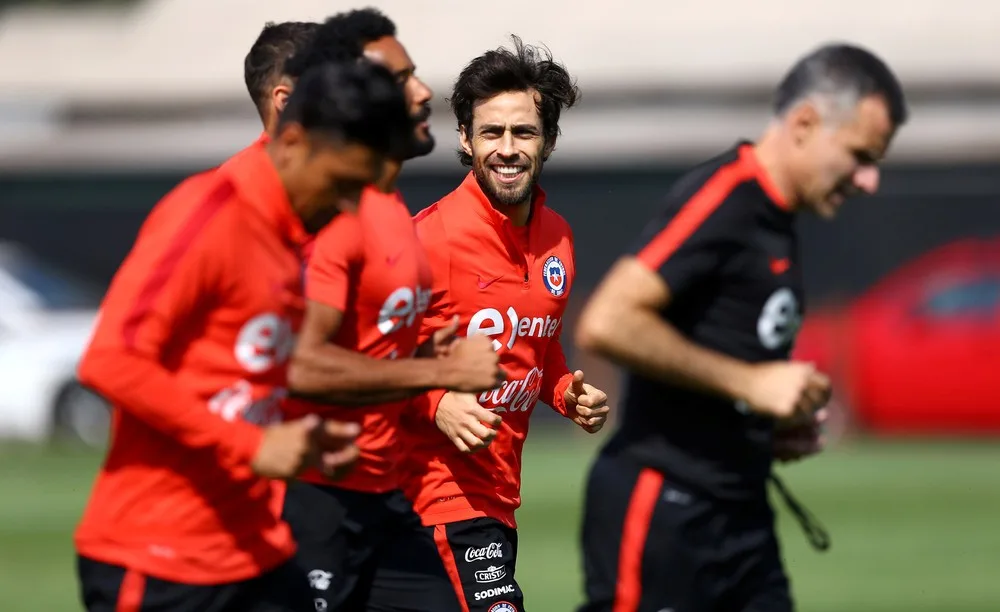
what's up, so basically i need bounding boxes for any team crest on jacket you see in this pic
[488,603,517,612]
[542,255,567,297]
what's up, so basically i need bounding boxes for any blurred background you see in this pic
[1,0,999,610]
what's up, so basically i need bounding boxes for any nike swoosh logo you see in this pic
[477,275,502,290]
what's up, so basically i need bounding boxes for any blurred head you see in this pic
[772,43,908,218]
[243,21,319,131]
[285,8,434,160]
[451,35,579,207]
[269,61,411,233]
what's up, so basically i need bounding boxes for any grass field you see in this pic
[2,433,999,611]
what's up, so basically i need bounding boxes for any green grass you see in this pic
[2,435,1000,611]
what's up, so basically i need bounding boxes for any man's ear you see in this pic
[271,79,294,114]
[542,135,557,161]
[459,124,473,159]
[787,99,822,146]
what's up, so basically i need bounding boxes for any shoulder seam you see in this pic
[635,160,754,271]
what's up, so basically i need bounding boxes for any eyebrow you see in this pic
[477,123,540,132]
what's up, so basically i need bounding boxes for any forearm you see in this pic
[288,343,447,405]
[578,309,755,402]
[78,348,263,464]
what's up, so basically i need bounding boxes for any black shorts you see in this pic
[77,555,313,612]
[422,517,524,612]
[281,480,463,612]
[577,452,792,612]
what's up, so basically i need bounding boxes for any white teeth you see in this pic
[495,166,523,175]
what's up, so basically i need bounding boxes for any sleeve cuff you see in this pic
[418,389,447,422]
[224,421,266,467]
[550,373,576,418]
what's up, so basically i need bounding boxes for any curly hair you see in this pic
[449,35,580,166]
[284,8,396,78]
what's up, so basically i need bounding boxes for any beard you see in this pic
[472,157,543,207]
[406,130,435,159]
[403,104,435,160]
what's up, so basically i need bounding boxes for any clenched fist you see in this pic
[251,415,361,480]
[743,361,831,423]
[563,370,610,433]
[439,335,506,393]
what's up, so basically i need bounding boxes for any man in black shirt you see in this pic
[574,43,908,612]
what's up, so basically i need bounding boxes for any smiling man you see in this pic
[399,36,611,612]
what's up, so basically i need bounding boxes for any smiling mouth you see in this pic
[491,165,527,184]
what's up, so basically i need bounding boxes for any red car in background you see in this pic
[794,237,1000,436]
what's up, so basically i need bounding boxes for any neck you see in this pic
[490,197,532,226]
[752,125,800,211]
[376,159,403,193]
[267,142,309,225]
[262,112,278,139]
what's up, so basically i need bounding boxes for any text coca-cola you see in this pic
[464,542,503,563]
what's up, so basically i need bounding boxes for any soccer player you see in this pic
[73,62,413,612]
[278,9,506,612]
[400,36,611,612]
[573,43,908,612]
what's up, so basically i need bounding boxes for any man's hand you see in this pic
[416,315,461,359]
[251,415,360,480]
[563,370,610,433]
[434,392,503,453]
[774,408,828,463]
[743,362,831,423]
[311,418,363,480]
[438,335,506,392]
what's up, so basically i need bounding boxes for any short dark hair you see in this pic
[244,21,320,118]
[278,61,412,158]
[284,8,396,78]
[449,35,580,167]
[774,43,908,126]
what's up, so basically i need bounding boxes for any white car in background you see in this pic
[0,244,109,447]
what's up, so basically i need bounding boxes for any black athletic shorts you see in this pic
[77,554,314,612]
[281,479,463,612]
[421,517,524,612]
[577,452,792,612]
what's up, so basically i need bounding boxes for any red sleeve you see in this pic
[411,388,448,423]
[542,223,575,417]
[541,335,574,418]
[77,179,263,465]
[305,214,364,310]
[413,205,454,347]
[412,206,453,421]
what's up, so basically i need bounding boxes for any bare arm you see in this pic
[288,300,502,405]
[288,300,448,405]
[575,257,756,402]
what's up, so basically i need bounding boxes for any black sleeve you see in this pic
[630,187,746,297]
